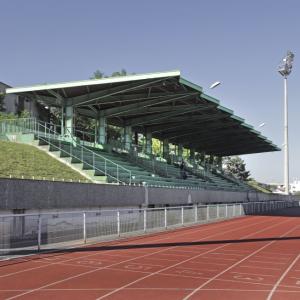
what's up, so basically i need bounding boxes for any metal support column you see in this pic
[98,115,107,145]
[124,126,132,151]
[145,131,152,154]
[178,144,183,160]
[65,106,74,137]
[163,139,169,160]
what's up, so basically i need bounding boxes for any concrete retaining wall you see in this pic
[0,178,294,212]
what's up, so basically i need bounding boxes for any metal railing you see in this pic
[1,200,298,255]
[0,118,132,185]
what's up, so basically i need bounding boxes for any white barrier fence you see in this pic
[0,200,298,255]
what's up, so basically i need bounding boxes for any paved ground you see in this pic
[1,209,300,299]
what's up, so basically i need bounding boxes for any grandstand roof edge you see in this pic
[6,70,181,94]
[179,78,203,92]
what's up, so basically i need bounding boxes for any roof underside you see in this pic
[6,70,279,156]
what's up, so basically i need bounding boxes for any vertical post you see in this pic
[195,204,198,223]
[37,215,42,251]
[145,131,152,155]
[181,207,184,225]
[116,164,119,182]
[217,204,219,219]
[207,205,209,221]
[83,212,86,244]
[144,209,147,232]
[124,125,132,151]
[225,204,228,218]
[163,139,169,160]
[284,77,289,195]
[239,203,242,215]
[61,105,64,136]
[117,211,120,236]
[164,207,167,229]
[98,115,107,145]
[65,106,74,137]
[178,144,183,159]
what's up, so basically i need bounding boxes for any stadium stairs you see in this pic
[0,118,252,191]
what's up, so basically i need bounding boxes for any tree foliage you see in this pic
[223,156,250,181]
[91,69,127,79]
[0,93,5,112]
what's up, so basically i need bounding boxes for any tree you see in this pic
[90,69,127,79]
[0,93,5,112]
[223,156,250,181]
[91,70,105,79]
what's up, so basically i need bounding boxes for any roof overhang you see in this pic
[5,70,279,156]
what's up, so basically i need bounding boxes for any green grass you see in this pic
[0,141,89,182]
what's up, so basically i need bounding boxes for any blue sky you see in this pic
[1,0,299,183]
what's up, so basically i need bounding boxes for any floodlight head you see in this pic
[258,122,265,128]
[210,81,221,89]
[278,50,295,77]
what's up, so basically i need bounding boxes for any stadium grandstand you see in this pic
[1,70,279,192]
[1,71,299,300]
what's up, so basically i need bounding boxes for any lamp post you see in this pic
[278,50,295,195]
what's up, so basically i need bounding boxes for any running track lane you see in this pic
[0,215,300,299]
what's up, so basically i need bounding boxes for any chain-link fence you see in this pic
[1,200,298,256]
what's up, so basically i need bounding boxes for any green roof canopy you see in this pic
[6,70,279,156]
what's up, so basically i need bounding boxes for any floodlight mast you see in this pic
[278,50,294,195]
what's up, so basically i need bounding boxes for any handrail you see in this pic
[0,118,132,185]
[40,122,132,185]
[63,126,131,183]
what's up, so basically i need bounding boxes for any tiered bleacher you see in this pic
[2,70,279,192]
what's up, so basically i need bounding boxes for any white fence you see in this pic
[0,200,298,255]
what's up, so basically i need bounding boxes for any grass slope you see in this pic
[0,141,88,182]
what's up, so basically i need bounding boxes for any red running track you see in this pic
[1,215,300,300]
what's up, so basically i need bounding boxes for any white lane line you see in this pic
[239,265,282,271]
[266,253,300,300]
[5,216,272,299]
[209,252,245,257]
[1,214,258,278]
[248,260,286,265]
[183,223,300,300]
[230,271,276,277]
[95,218,293,299]
[200,256,236,261]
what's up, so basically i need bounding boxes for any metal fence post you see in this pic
[217,205,219,219]
[83,212,86,244]
[117,211,120,236]
[225,204,228,218]
[207,205,209,221]
[116,164,118,182]
[195,205,198,223]
[37,215,42,251]
[144,209,147,232]
[164,207,167,229]
[239,203,242,216]
[181,207,184,225]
